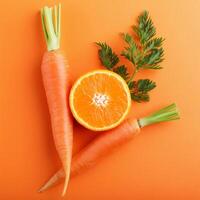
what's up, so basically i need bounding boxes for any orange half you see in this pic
[69,70,131,131]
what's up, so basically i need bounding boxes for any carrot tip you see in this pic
[61,182,68,196]
[61,171,70,196]
[37,188,43,193]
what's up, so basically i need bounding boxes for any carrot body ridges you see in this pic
[38,118,140,192]
[71,119,140,176]
[38,104,179,192]
[41,51,73,195]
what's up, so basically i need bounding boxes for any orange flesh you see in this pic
[70,71,131,130]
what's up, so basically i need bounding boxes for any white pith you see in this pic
[92,93,109,107]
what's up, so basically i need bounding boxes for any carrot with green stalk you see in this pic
[38,103,180,192]
[40,4,73,196]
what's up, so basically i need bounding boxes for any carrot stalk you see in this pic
[138,103,179,127]
[40,4,73,196]
[38,103,180,192]
[41,4,61,51]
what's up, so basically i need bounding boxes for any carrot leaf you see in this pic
[130,79,156,102]
[133,11,156,45]
[96,11,164,103]
[122,11,164,73]
[96,42,119,69]
[113,65,129,81]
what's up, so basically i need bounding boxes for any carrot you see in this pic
[38,103,180,192]
[40,4,73,196]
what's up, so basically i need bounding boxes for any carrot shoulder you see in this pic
[40,4,73,196]
[38,104,180,192]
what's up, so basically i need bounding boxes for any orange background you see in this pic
[0,0,200,199]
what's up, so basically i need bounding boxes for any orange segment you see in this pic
[69,70,131,131]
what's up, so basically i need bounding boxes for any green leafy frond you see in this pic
[131,92,150,102]
[96,11,164,103]
[144,37,164,51]
[121,33,141,65]
[137,48,164,69]
[137,79,156,92]
[113,65,129,80]
[121,11,164,71]
[128,81,136,90]
[96,42,119,69]
[130,79,156,102]
[123,33,135,45]
[133,11,156,45]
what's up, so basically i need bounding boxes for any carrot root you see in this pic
[38,119,140,192]
[38,103,180,193]
[40,4,73,196]
[38,169,64,193]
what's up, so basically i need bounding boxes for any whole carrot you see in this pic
[38,104,179,192]
[40,4,73,196]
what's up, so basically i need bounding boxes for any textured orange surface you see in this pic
[70,70,131,130]
[0,0,200,199]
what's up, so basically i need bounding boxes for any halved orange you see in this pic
[69,70,131,131]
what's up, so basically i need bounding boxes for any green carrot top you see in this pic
[41,4,61,51]
[96,11,164,103]
[138,103,180,128]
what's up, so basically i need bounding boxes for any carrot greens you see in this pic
[96,11,164,102]
[138,103,180,128]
